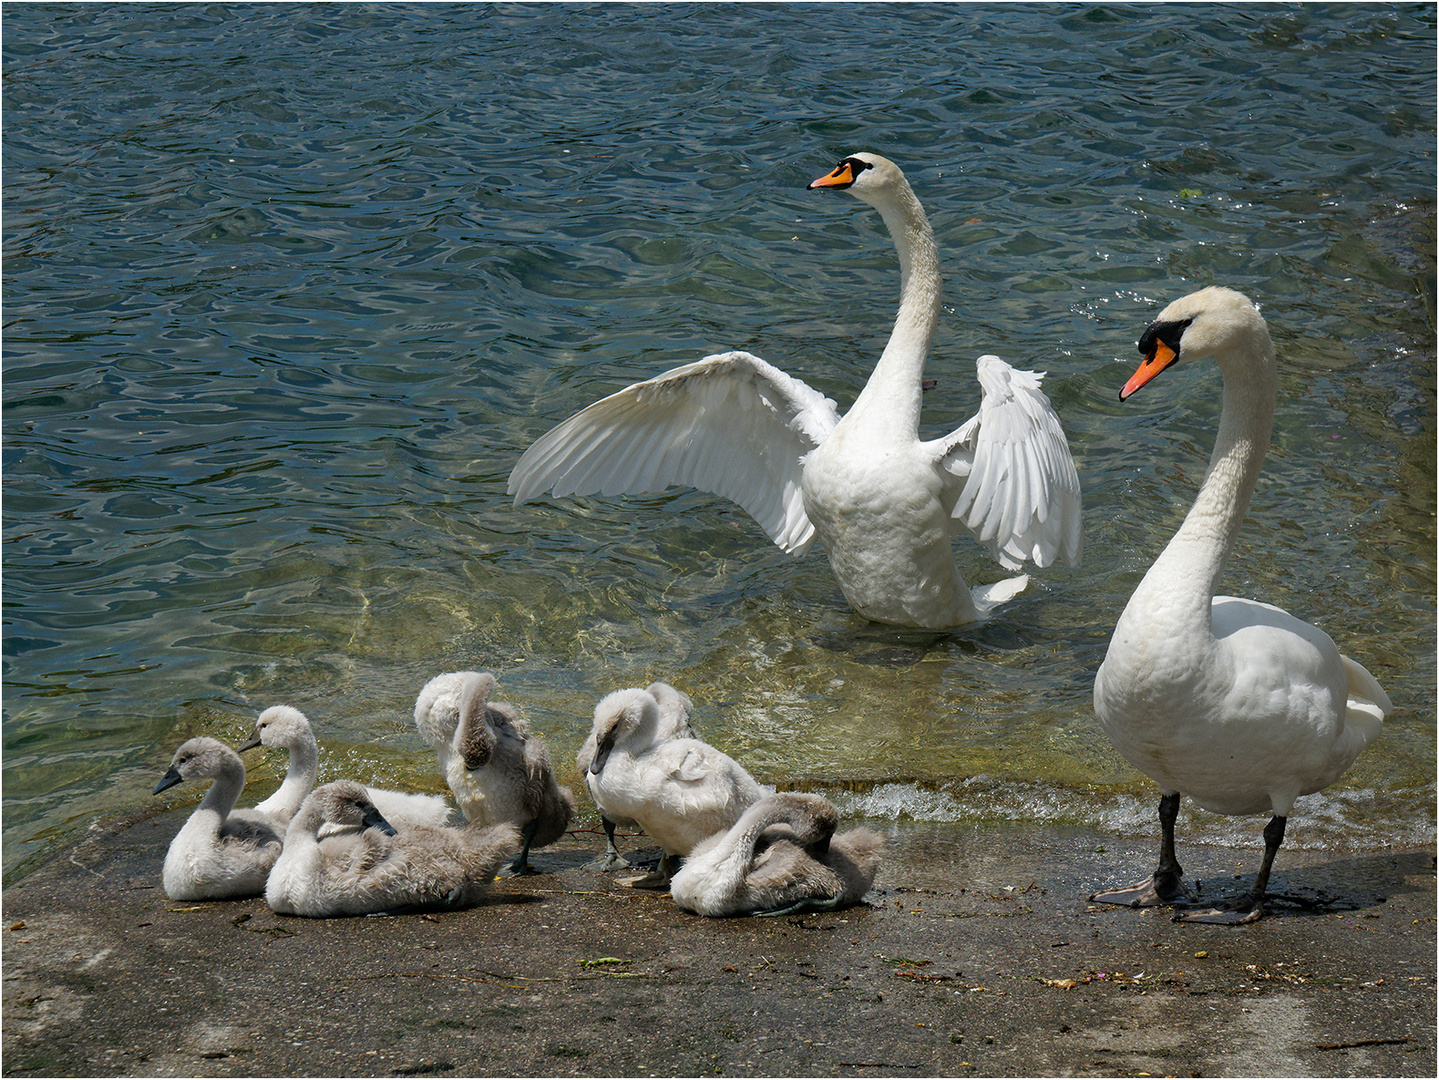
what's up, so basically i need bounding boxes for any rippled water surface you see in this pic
[4,3,1435,882]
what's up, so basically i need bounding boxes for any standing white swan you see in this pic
[152,737,283,901]
[670,792,883,917]
[237,705,455,829]
[1092,286,1391,924]
[508,152,1082,630]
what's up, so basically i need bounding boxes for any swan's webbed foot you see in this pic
[583,850,632,872]
[620,852,679,890]
[500,854,539,877]
[754,894,846,918]
[1090,868,1196,908]
[1173,894,1264,925]
[1093,791,1196,909]
[1171,815,1285,926]
[582,819,632,871]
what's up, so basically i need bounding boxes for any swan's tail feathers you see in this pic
[943,356,1083,573]
[970,574,1029,616]
[1342,654,1391,745]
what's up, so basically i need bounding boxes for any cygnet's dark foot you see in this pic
[620,851,678,890]
[755,894,846,918]
[1173,894,1264,925]
[618,869,671,890]
[582,850,632,872]
[499,855,539,877]
[1090,869,1196,908]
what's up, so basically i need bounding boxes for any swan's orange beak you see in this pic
[1120,340,1178,400]
[808,160,856,190]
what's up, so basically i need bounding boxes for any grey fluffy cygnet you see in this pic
[238,705,454,829]
[265,780,520,917]
[585,685,765,889]
[413,671,576,875]
[575,681,695,871]
[669,792,883,917]
[153,736,283,901]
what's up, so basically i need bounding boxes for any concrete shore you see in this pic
[3,806,1434,1077]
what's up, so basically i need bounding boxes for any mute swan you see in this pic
[1091,286,1391,925]
[265,780,520,917]
[237,705,454,829]
[412,671,576,875]
[508,152,1082,630]
[575,681,696,870]
[586,685,765,888]
[670,792,883,917]
[152,737,283,901]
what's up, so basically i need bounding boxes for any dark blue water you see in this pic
[4,3,1434,882]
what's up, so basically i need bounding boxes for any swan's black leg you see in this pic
[583,816,632,871]
[1090,792,1198,907]
[622,850,681,890]
[1176,814,1285,925]
[502,819,540,876]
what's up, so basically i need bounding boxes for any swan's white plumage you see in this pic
[1091,286,1390,922]
[508,152,1081,629]
[509,352,837,555]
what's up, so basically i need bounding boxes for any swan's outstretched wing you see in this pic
[508,351,839,555]
[925,355,1082,571]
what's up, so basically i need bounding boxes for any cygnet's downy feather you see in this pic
[413,671,575,874]
[670,792,883,917]
[153,736,283,901]
[265,780,519,917]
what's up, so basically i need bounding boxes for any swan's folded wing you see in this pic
[508,351,839,555]
[928,355,1082,571]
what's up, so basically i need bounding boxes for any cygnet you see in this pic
[153,736,283,901]
[238,704,453,828]
[670,792,884,917]
[413,671,575,874]
[575,681,695,870]
[265,780,520,917]
[585,685,765,888]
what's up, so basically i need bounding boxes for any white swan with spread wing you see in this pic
[1091,286,1390,924]
[508,152,1081,630]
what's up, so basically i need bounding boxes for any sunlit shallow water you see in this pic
[4,3,1435,883]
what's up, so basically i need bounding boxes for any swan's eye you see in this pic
[1137,317,1193,358]
[842,156,873,177]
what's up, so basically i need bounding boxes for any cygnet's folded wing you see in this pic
[928,355,1082,571]
[508,351,840,555]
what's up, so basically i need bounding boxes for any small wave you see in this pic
[827,778,1434,852]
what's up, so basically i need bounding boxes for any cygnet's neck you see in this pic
[197,758,247,820]
[844,182,941,435]
[268,730,318,817]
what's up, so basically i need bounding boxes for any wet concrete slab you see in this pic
[3,808,1433,1077]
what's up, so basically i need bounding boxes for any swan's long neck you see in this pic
[845,183,941,434]
[197,760,246,821]
[703,801,798,896]
[1133,340,1277,634]
[288,795,328,841]
[270,733,318,817]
